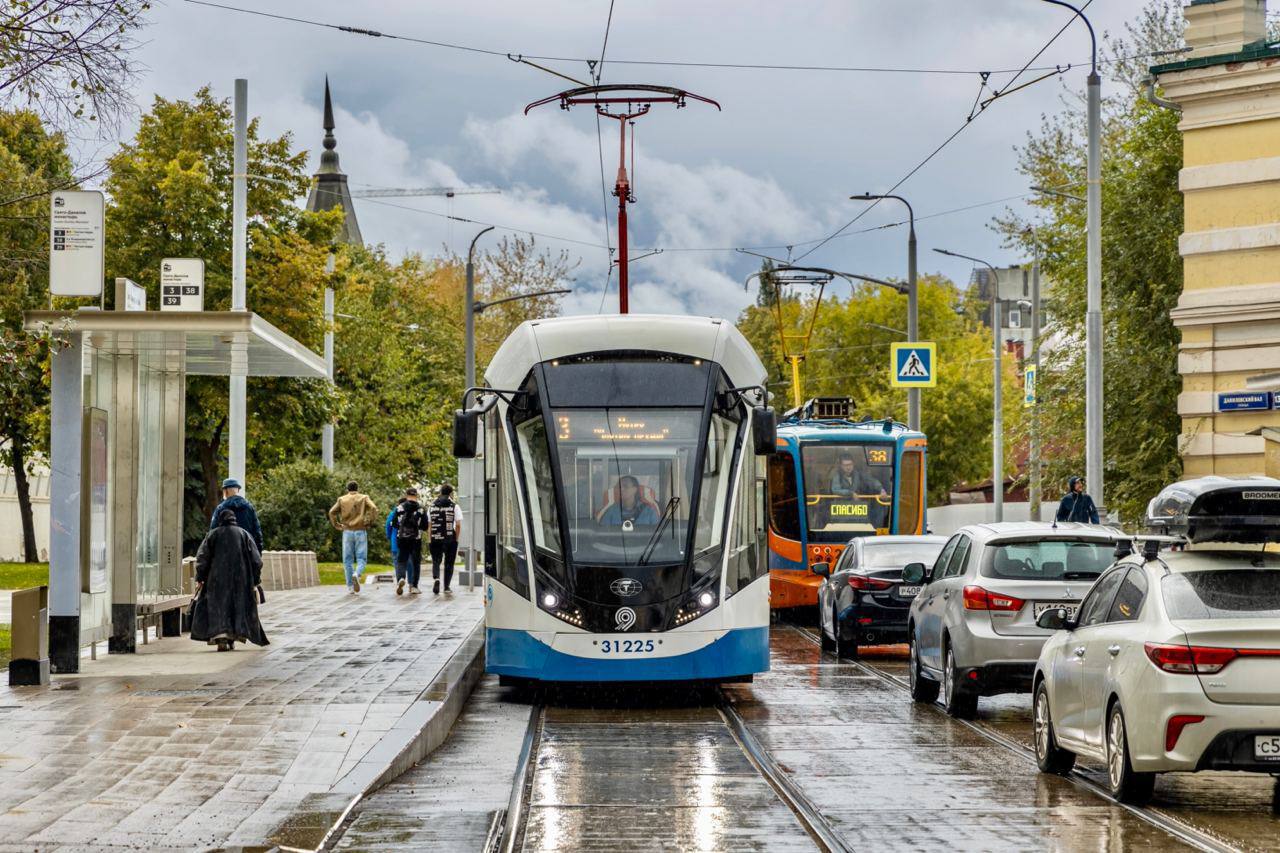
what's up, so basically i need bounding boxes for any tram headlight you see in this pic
[698,591,715,608]
[542,593,559,609]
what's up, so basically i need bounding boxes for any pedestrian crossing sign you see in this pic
[891,342,936,388]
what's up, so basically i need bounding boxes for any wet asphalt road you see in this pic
[333,626,1280,852]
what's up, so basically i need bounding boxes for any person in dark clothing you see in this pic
[209,478,263,551]
[429,483,464,595]
[191,509,269,651]
[1056,476,1100,524]
[392,488,428,596]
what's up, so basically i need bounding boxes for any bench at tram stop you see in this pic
[9,585,50,686]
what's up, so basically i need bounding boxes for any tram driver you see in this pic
[599,475,660,527]
[829,452,887,499]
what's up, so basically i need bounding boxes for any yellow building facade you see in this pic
[1155,0,1280,477]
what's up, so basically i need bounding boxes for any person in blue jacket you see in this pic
[1055,476,1100,524]
[385,493,404,562]
[209,478,263,551]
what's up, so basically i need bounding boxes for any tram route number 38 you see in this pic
[600,639,656,654]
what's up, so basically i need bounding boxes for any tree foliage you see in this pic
[995,0,1184,523]
[0,1,151,130]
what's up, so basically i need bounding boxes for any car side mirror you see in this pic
[1036,607,1075,631]
[453,409,480,459]
[811,562,830,578]
[901,562,926,585]
[753,406,777,456]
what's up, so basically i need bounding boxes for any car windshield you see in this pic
[541,407,741,567]
[981,538,1116,580]
[1162,569,1280,620]
[861,542,945,570]
[800,443,895,542]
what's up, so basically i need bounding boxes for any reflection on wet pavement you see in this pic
[728,629,1196,852]
[521,687,815,852]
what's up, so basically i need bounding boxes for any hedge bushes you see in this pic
[250,460,401,563]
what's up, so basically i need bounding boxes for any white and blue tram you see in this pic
[453,315,777,683]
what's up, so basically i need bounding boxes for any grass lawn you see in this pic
[0,626,9,668]
[0,563,49,590]
[318,562,395,586]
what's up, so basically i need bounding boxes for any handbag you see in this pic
[186,585,202,618]
[257,585,266,605]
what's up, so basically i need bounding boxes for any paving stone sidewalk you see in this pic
[0,585,482,851]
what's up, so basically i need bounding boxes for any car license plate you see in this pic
[1033,602,1079,620]
[1255,735,1280,761]
[897,585,921,598]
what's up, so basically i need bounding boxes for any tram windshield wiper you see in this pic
[638,497,680,566]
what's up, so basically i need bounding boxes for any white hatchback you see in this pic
[1033,547,1280,803]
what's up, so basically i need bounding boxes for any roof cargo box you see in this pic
[1146,476,1280,543]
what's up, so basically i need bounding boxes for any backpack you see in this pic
[397,504,423,540]
[429,500,457,542]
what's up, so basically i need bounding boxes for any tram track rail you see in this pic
[487,701,545,853]
[789,624,1240,853]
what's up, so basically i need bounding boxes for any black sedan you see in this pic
[813,535,948,658]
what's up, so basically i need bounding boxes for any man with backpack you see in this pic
[428,484,464,595]
[391,487,427,595]
[328,481,379,594]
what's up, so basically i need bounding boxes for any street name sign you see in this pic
[160,258,205,311]
[1217,391,1271,412]
[891,342,936,388]
[49,190,104,297]
[1024,366,1037,408]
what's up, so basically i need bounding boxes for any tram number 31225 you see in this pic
[599,639,656,654]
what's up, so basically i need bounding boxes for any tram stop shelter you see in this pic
[22,305,325,674]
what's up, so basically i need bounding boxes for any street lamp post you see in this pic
[851,194,919,432]
[1042,0,1103,519]
[1023,231,1043,521]
[321,250,336,470]
[460,278,573,591]
[936,248,1004,522]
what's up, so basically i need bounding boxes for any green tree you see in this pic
[996,1,1184,523]
[102,87,342,548]
[0,110,75,561]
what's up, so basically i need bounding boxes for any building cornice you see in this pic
[1156,55,1280,130]
[1171,281,1280,327]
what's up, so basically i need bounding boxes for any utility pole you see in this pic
[321,250,336,470]
[229,78,248,490]
[851,194,919,432]
[935,249,1004,522]
[1028,243,1042,520]
[1044,0,1103,516]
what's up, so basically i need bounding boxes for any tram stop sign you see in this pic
[890,342,936,388]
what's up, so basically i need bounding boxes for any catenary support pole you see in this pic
[992,276,1003,523]
[321,251,335,470]
[1085,66,1103,518]
[1029,247,1042,521]
[229,78,248,490]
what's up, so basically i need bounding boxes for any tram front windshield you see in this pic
[539,407,739,566]
[801,443,895,541]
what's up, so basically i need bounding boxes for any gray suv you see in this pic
[902,522,1122,718]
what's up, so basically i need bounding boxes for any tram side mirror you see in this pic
[811,562,831,578]
[901,562,926,585]
[752,406,777,456]
[453,409,480,459]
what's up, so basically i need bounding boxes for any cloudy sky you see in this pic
[121,0,1144,317]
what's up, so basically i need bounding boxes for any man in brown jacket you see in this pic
[329,481,379,593]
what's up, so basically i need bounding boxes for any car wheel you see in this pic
[819,601,835,652]
[835,604,859,659]
[943,645,978,719]
[1033,682,1075,775]
[1106,704,1155,804]
[908,632,939,703]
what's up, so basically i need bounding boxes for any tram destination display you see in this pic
[159,258,205,311]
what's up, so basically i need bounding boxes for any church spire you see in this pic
[306,76,362,244]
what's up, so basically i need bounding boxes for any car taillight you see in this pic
[962,585,1024,612]
[1165,714,1205,752]
[1144,642,1239,674]
[849,575,894,591]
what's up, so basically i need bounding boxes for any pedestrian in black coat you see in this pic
[191,509,269,651]
[1055,476,1100,524]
